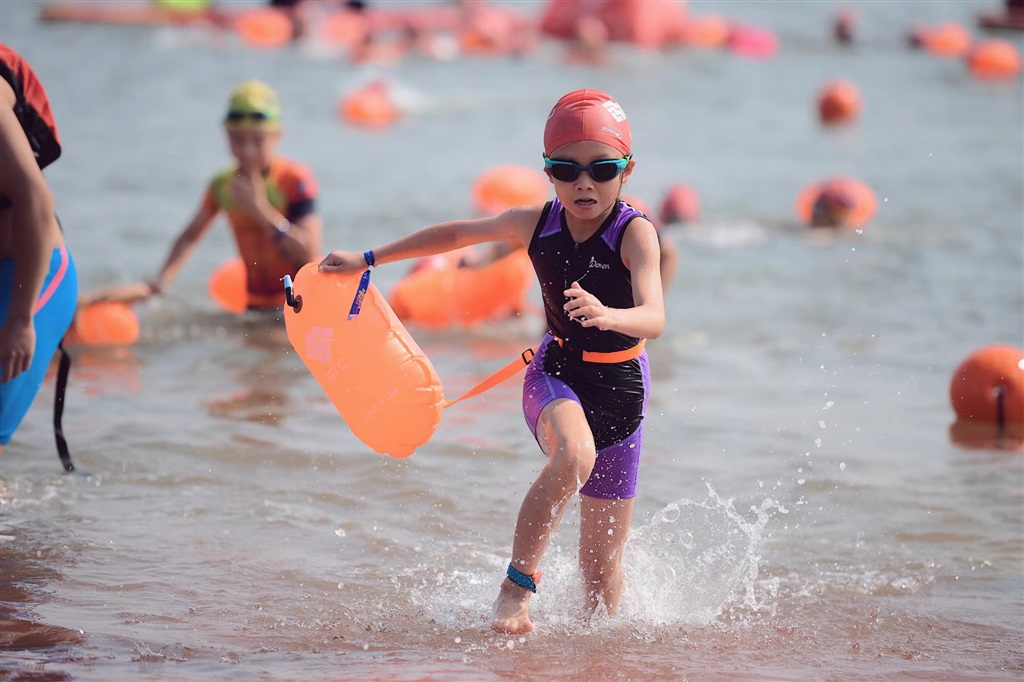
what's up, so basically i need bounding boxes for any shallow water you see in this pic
[1,1,1022,680]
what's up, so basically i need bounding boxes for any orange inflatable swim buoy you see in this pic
[208,257,286,313]
[388,248,533,328]
[339,81,397,128]
[950,345,1024,425]
[678,14,730,49]
[472,165,549,216]
[966,39,1022,79]
[234,8,293,49]
[283,263,444,457]
[817,79,861,126]
[796,176,877,229]
[208,257,249,314]
[66,302,140,346]
[918,22,972,57]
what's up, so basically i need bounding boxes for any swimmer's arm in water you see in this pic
[77,200,219,306]
[319,206,540,275]
[563,217,665,339]
[0,85,55,382]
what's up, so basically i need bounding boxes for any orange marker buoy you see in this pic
[678,15,730,49]
[796,176,877,229]
[966,39,1022,79]
[658,183,700,225]
[950,345,1024,425]
[208,257,249,314]
[320,9,366,48]
[817,79,861,126]
[471,165,549,216]
[234,8,293,49]
[283,263,444,457]
[919,22,972,57]
[67,302,140,346]
[339,82,397,128]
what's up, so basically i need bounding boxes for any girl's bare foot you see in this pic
[491,579,534,634]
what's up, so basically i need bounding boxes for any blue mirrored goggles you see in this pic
[543,155,632,183]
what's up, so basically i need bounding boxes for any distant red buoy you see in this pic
[817,79,861,126]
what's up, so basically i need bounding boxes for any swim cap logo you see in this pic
[307,326,334,364]
[602,100,626,123]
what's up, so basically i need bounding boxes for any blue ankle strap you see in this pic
[506,563,537,593]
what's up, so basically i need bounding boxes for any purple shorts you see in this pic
[522,334,650,500]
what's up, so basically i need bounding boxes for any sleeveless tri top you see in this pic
[527,198,645,354]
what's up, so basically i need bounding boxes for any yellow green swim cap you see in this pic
[224,80,281,128]
[156,0,210,13]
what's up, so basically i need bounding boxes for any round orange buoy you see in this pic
[68,302,140,346]
[678,15,730,49]
[339,82,397,128]
[471,165,549,216]
[234,8,293,49]
[950,345,1024,425]
[658,183,700,225]
[208,257,248,314]
[796,176,877,229]
[284,263,444,457]
[966,39,1022,80]
[919,22,972,57]
[817,79,861,126]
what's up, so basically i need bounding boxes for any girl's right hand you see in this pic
[318,250,367,274]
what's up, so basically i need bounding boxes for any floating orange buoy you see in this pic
[388,248,533,328]
[234,8,293,49]
[339,81,397,128]
[678,14,730,49]
[966,39,1022,79]
[67,302,140,346]
[284,263,444,457]
[796,176,877,229]
[208,257,248,314]
[950,345,1024,425]
[471,165,549,216]
[919,21,972,57]
[817,79,861,126]
[658,183,700,225]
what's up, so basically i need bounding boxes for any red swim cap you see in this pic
[543,89,631,157]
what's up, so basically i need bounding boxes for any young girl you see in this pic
[319,89,665,634]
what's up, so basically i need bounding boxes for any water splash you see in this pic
[620,482,786,626]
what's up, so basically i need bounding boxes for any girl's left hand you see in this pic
[563,282,614,330]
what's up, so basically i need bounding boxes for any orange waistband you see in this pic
[554,336,646,364]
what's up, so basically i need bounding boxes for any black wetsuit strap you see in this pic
[53,341,74,472]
